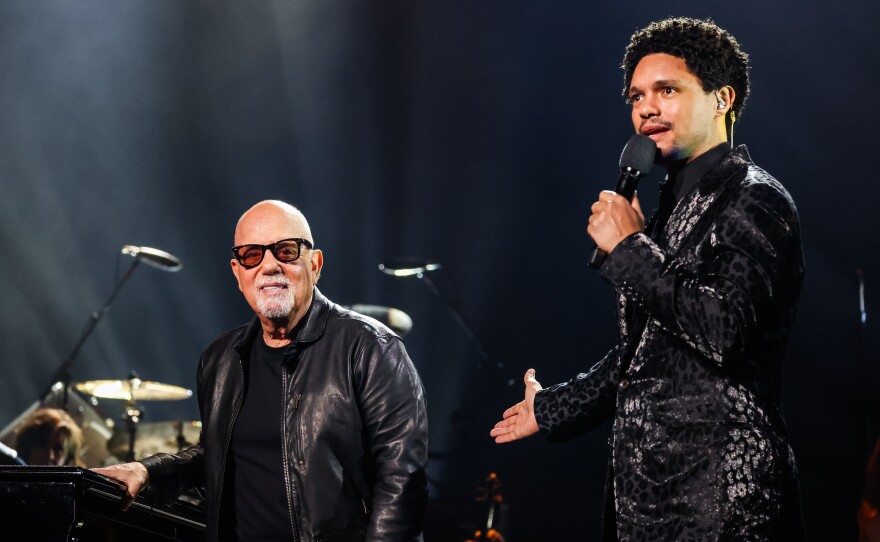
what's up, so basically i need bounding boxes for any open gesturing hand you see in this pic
[489,369,542,444]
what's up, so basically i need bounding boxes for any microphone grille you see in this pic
[619,134,657,174]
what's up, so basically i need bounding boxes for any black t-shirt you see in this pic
[231,337,291,541]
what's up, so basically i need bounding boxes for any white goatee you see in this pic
[255,275,295,319]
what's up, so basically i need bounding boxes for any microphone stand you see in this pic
[855,268,875,530]
[418,271,495,372]
[381,262,510,383]
[858,269,872,452]
[39,257,142,409]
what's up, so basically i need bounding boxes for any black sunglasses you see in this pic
[231,238,314,269]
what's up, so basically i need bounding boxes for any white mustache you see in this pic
[255,275,291,288]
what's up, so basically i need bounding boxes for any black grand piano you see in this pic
[0,466,205,542]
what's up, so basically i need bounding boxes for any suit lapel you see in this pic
[661,146,750,258]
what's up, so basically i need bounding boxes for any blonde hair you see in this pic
[15,408,84,467]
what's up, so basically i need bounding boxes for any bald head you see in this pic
[230,200,324,338]
[234,200,314,246]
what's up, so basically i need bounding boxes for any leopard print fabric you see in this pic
[534,146,805,541]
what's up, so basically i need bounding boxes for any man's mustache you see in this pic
[255,275,291,288]
[639,119,673,133]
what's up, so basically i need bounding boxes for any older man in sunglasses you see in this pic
[96,200,429,542]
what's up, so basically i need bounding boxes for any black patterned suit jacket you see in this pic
[534,146,805,541]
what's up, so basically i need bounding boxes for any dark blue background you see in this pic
[1,1,876,539]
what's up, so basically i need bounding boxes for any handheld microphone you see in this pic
[588,134,656,268]
[121,245,183,272]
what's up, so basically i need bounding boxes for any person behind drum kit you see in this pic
[490,17,805,541]
[13,408,84,466]
[95,200,429,542]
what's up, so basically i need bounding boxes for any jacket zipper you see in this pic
[215,359,246,542]
[293,392,305,467]
[281,369,302,541]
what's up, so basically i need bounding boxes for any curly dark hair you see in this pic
[621,17,750,121]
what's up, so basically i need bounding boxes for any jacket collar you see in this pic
[294,287,331,344]
[661,144,751,256]
[233,287,331,355]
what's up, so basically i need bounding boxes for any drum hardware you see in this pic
[107,420,201,459]
[74,373,192,462]
[342,304,413,337]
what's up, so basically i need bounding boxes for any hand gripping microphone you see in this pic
[588,134,657,268]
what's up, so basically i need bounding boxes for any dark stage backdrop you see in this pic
[1,1,877,540]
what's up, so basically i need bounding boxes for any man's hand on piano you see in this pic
[92,462,149,511]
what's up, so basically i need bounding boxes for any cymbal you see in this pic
[74,379,192,401]
[108,420,201,459]
[345,304,413,336]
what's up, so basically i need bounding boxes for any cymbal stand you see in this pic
[121,375,144,462]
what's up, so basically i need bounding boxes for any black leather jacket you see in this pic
[142,288,429,542]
